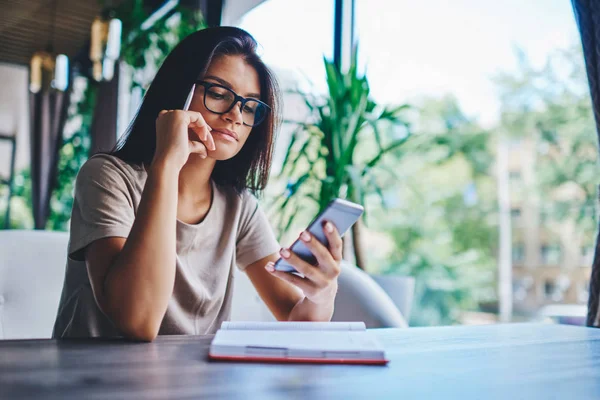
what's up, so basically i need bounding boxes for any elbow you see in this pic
[112,309,161,342]
[103,297,163,342]
[100,289,165,342]
[121,320,160,342]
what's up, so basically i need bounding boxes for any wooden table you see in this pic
[2,323,600,399]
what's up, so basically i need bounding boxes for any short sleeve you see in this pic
[68,157,136,260]
[235,192,281,270]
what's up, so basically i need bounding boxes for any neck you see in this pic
[178,154,216,204]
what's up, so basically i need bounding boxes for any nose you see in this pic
[223,100,243,125]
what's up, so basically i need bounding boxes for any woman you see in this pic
[52,27,342,341]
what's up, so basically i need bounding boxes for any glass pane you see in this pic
[355,0,592,326]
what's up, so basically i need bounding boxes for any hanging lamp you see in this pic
[90,11,122,82]
[29,0,69,93]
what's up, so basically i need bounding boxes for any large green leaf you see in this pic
[274,42,413,243]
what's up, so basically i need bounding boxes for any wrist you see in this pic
[307,281,338,305]
[150,154,182,176]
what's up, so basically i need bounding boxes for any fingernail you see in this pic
[325,222,334,233]
[265,262,275,272]
[280,248,291,258]
[300,231,311,242]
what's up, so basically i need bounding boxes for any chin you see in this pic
[207,148,239,161]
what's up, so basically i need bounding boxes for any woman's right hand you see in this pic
[153,110,216,171]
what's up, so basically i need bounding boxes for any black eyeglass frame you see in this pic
[195,81,271,127]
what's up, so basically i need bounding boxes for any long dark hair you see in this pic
[112,27,281,195]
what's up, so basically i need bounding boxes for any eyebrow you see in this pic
[203,75,261,99]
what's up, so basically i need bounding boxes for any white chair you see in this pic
[333,262,408,328]
[231,261,408,328]
[0,229,69,339]
[0,229,407,339]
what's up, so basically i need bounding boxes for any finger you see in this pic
[279,247,327,286]
[159,110,169,116]
[187,126,214,154]
[187,114,215,151]
[297,231,340,279]
[323,221,343,262]
[196,125,215,151]
[266,265,315,294]
[188,140,208,158]
[187,111,212,132]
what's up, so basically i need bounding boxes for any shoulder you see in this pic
[77,154,146,188]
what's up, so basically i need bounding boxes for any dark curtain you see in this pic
[572,0,600,327]
[29,88,71,230]
[89,65,119,156]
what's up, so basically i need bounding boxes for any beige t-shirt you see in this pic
[52,154,280,338]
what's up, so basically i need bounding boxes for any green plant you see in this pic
[272,47,412,269]
[114,0,206,90]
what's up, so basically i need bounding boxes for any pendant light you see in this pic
[90,10,122,82]
[29,0,69,93]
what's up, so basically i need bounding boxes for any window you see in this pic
[544,280,556,299]
[237,0,335,174]
[513,276,533,302]
[544,275,570,302]
[541,244,562,266]
[237,0,334,91]
[512,244,525,264]
[510,208,522,226]
[350,0,584,324]
[578,282,589,303]
[582,246,595,267]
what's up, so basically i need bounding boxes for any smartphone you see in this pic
[273,198,364,273]
[183,84,196,111]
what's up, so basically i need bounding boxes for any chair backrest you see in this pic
[0,229,69,339]
[332,261,408,328]
[230,267,275,322]
[0,230,406,339]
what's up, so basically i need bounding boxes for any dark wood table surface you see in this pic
[2,323,600,399]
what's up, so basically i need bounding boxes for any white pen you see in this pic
[183,84,196,111]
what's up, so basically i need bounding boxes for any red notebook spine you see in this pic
[209,353,389,365]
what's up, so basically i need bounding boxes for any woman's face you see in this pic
[189,54,261,161]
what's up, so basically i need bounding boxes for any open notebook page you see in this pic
[220,321,366,331]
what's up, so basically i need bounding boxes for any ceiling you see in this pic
[0,0,103,66]
[0,0,269,67]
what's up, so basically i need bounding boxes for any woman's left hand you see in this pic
[265,221,342,305]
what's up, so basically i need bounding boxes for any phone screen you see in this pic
[274,199,364,273]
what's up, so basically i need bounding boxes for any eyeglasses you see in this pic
[196,81,270,127]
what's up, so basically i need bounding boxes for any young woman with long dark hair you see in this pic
[53,27,342,341]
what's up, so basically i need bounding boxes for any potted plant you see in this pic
[271,46,412,271]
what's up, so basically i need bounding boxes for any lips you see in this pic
[211,128,238,141]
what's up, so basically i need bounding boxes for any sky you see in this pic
[238,0,581,127]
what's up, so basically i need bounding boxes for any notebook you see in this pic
[208,321,388,365]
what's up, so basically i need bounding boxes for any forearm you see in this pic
[105,159,179,339]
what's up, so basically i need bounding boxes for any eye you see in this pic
[243,104,257,114]
[207,90,226,100]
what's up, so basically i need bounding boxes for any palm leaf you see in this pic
[363,136,412,175]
